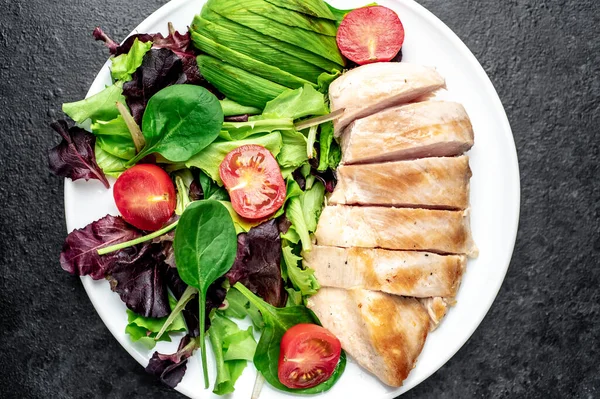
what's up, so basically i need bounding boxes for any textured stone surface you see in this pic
[0,0,598,398]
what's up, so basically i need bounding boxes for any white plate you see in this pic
[64,0,520,397]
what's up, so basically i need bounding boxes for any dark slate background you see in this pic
[0,0,598,397]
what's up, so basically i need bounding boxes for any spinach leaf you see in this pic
[173,200,238,388]
[208,312,257,394]
[62,82,125,124]
[111,38,152,81]
[198,170,229,201]
[234,282,346,393]
[131,84,224,164]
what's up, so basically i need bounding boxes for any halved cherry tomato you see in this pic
[278,324,342,389]
[337,6,405,65]
[219,145,286,220]
[113,164,176,231]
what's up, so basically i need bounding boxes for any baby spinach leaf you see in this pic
[234,283,346,393]
[130,84,224,164]
[173,200,238,388]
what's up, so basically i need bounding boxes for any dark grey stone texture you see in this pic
[0,0,598,398]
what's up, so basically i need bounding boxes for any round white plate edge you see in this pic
[62,0,521,397]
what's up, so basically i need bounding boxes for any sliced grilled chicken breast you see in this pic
[307,287,430,387]
[303,246,466,297]
[420,297,455,331]
[329,156,472,210]
[314,206,478,257]
[329,63,445,136]
[340,101,474,165]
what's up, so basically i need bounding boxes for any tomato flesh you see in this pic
[113,164,176,231]
[337,6,405,65]
[278,324,342,389]
[219,145,286,220]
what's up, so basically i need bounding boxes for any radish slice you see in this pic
[336,6,405,65]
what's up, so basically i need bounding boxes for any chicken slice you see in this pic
[307,287,430,387]
[329,63,445,136]
[420,297,456,331]
[314,206,478,257]
[303,246,466,298]
[340,101,474,165]
[329,156,472,210]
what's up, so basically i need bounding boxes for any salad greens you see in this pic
[209,312,257,394]
[110,38,152,81]
[126,295,187,349]
[51,0,355,391]
[234,283,346,394]
[130,84,224,164]
[173,200,238,388]
[62,82,125,124]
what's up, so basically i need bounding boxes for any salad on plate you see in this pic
[49,0,478,396]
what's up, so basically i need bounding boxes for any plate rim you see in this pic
[63,0,521,397]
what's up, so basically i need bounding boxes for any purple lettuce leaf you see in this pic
[146,334,198,388]
[165,267,226,337]
[60,214,172,318]
[224,114,250,123]
[226,220,287,307]
[93,24,193,57]
[60,215,141,279]
[48,120,110,188]
[122,48,188,124]
[107,244,171,318]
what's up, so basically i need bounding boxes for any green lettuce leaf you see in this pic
[261,84,328,120]
[220,98,262,117]
[208,312,257,395]
[220,118,294,141]
[277,130,308,168]
[285,181,325,251]
[94,144,127,178]
[221,287,264,330]
[62,82,125,124]
[125,296,187,349]
[110,38,152,81]
[281,244,319,296]
[317,121,341,171]
[185,132,283,185]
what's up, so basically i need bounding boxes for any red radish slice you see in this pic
[337,6,405,65]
